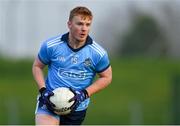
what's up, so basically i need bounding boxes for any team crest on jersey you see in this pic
[84,58,92,67]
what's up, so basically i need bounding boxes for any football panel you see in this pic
[49,87,75,115]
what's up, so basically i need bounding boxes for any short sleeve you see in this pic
[95,53,110,73]
[38,41,51,65]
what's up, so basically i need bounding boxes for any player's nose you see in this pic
[81,25,88,31]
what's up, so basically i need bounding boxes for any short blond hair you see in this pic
[69,6,93,21]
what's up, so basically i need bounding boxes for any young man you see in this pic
[32,6,112,125]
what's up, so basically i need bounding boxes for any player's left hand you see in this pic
[69,88,89,110]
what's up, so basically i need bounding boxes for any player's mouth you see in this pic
[79,33,86,38]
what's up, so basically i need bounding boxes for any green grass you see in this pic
[0,59,37,124]
[84,58,180,124]
[0,57,180,124]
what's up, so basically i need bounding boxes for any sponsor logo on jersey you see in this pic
[58,68,86,80]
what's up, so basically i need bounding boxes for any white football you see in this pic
[49,87,75,115]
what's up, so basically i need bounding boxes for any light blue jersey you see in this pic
[38,32,110,111]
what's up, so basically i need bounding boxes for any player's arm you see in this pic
[32,57,46,90]
[69,65,112,110]
[32,57,55,112]
[86,66,112,97]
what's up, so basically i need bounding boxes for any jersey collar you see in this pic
[61,32,93,52]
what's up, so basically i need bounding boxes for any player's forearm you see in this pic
[32,66,46,89]
[86,77,111,97]
[86,66,112,97]
[32,61,45,89]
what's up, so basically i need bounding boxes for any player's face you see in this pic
[68,15,92,42]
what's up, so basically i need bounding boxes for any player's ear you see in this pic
[67,21,72,29]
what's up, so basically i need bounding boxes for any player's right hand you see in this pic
[39,87,55,112]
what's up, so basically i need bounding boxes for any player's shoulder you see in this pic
[43,34,64,48]
[88,40,107,57]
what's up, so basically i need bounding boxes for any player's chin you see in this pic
[77,37,86,42]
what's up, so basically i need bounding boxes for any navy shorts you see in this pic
[35,100,87,125]
[60,109,87,125]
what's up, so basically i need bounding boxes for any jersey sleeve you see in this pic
[95,53,110,73]
[38,41,51,65]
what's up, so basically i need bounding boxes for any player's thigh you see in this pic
[35,113,59,125]
[35,96,60,125]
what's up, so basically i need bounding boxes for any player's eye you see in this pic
[76,22,83,26]
[86,23,91,27]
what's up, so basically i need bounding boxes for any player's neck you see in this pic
[68,34,86,49]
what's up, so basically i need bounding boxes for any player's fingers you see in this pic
[49,92,54,96]
[47,92,54,100]
[69,87,76,94]
[49,101,56,107]
[46,98,56,108]
[69,96,76,102]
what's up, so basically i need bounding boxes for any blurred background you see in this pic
[0,0,180,124]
